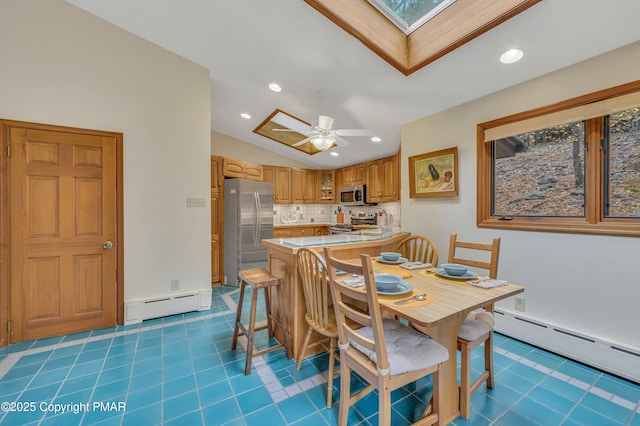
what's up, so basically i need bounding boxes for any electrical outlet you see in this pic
[515,296,525,312]
[171,279,180,291]
[299,213,304,219]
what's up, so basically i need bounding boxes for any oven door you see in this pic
[329,228,361,235]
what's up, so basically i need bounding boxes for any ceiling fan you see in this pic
[273,114,374,151]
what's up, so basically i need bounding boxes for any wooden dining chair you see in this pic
[295,248,340,408]
[395,235,439,266]
[323,247,449,426]
[448,233,501,419]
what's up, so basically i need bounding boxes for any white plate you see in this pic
[434,268,478,280]
[375,256,409,264]
[377,281,413,296]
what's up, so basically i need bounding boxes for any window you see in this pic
[367,0,457,34]
[605,108,640,218]
[478,81,640,236]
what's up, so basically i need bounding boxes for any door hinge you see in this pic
[6,145,10,157]
[7,320,10,333]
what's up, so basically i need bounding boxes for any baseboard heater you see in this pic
[494,309,640,384]
[124,289,212,325]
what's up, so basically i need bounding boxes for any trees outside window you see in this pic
[478,81,640,236]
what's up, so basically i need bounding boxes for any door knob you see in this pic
[103,241,113,249]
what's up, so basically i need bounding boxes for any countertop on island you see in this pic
[263,232,408,253]
[264,233,389,248]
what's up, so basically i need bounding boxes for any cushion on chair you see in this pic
[350,319,449,375]
[458,316,493,342]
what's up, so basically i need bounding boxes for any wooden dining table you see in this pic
[352,258,525,424]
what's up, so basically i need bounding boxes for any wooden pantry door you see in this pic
[3,121,123,343]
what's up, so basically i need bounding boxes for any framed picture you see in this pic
[409,147,458,198]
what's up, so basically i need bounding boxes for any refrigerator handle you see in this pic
[254,191,260,247]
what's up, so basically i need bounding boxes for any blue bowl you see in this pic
[374,273,402,291]
[441,263,468,276]
[380,252,401,261]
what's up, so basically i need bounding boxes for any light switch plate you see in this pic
[186,197,206,207]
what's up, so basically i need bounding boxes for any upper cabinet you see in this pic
[222,157,263,181]
[341,164,366,187]
[291,168,317,204]
[367,154,399,203]
[318,170,335,204]
[263,165,291,204]
[211,155,223,194]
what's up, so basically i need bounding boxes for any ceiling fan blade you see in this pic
[335,128,374,137]
[318,115,334,130]
[292,137,312,147]
[335,135,351,147]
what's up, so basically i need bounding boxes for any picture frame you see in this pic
[409,147,459,198]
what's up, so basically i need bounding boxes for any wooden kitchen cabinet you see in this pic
[274,166,292,203]
[222,157,263,181]
[341,164,366,187]
[211,155,223,194]
[367,154,399,203]
[211,156,224,286]
[274,227,293,238]
[334,168,343,194]
[290,225,316,237]
[314,226,330,236]
[291,168,317,204]
[318,170,335,204]
[263,166,291,204]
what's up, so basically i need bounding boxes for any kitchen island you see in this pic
[262,232,409,359]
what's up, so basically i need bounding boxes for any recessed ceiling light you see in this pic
[371,136,382,143]
[500,49,523,64]
[240,113,251,119]
[330,152,339,157]
[268,83,282,92]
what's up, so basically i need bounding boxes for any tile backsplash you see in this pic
[273,202,400,229]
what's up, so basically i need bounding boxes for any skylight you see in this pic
[367,0,456,34]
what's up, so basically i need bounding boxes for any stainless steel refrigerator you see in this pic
[224,178,274,286]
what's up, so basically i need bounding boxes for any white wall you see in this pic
[212,130,310,168]
[401,42,640,372]
[0,0,212,301]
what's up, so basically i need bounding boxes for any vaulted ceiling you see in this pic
[67,0,640,168]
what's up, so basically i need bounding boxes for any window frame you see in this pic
[477,80,640,237]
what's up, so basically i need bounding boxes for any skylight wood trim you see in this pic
[305,0,542,76]
[305,0,408,73]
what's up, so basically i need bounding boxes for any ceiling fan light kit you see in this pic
[310,135,337,150]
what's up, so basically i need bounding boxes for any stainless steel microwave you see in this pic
[340,184,372,206]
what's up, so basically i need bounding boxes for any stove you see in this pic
[329,212,377,234]
[328,223,355,234]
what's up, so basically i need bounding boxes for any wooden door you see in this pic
[7,123,119,343]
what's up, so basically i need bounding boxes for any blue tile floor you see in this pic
[0,285,639,425]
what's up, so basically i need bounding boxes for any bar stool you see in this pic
[231,268,289,375]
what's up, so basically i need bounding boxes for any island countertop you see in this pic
[263,232,404,250]
[262,231,409,359]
